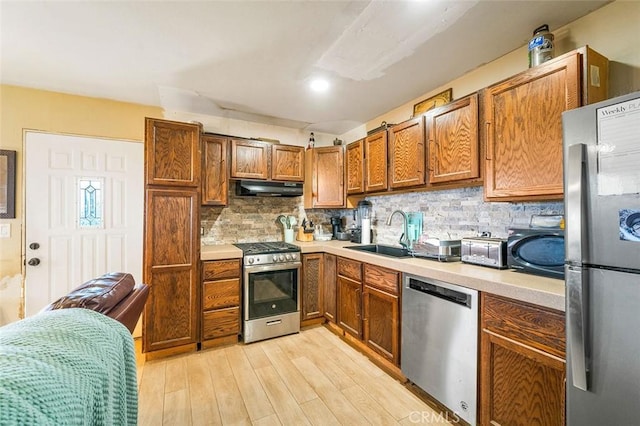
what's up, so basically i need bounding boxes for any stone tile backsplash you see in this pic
[200,184,345,245]
[369,186,563,245]
[201,184,564,245]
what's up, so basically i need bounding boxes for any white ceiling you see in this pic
[1,0,609,135]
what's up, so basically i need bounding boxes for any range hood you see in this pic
[235,180,303,197]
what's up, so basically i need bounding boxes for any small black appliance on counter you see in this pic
[507,228,564,279]
[330,216,350,240]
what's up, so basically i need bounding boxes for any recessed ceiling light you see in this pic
[309,78,330,93]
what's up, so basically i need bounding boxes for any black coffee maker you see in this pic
[330,217,341,238]
[330,216,350,240]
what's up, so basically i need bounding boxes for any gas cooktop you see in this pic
[233,241,300,255]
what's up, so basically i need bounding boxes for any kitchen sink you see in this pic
[344,244,411,258]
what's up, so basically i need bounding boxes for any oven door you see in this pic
[244,262,301,321]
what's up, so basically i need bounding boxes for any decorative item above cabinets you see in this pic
[230,139,304,182]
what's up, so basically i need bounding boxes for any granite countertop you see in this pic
[201,240,565,312]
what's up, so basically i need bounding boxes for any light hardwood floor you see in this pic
[136,326,454,425]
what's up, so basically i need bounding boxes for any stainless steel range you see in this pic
[234,242,301,343]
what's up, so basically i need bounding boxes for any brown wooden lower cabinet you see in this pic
[479,293,566,426]
[363,285,399,364]
[337,257,363,338]
[202,307,240,339]
[337,274,362,338]
[301,253,324,326]
[323,253,337,322]
[362,263,400,365]
[143,187,199,354]
[336,258,401,366]
[201,259,241,346]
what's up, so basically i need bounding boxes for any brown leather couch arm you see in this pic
[108,283,149,333]
[43,272,149,334]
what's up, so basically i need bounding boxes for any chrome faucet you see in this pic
[386,210,409,249]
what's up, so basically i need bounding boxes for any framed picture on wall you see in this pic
[0,150,17,219]
[413,88,453,117]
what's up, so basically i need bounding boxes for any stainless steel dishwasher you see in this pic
[401,273,478,425]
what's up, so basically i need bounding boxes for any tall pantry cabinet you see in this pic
[143,118,201,357]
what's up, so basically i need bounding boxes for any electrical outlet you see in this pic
[0,223,10,238]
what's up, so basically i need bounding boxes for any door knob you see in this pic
[29,242,40,250]
[27,258,40,266]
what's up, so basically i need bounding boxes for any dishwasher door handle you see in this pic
[408,279,472,308]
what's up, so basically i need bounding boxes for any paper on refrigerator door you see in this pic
[596,97,640,196]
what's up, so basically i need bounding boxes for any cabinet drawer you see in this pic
[203,278,240,310]
[482,293,565,358]
[202,307,240,340]
[363,264,399,295]
[337,257,362,281]
[202,259,241,281]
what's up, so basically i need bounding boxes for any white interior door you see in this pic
[24,131,143,319]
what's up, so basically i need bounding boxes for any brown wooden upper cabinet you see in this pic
[230,139,304,182]
[346,139,365,195]
[230,139,270,180]
[202,134,228,206]
[389,118,426,189]
[426,93,480,184]
[145,118,201,187]
[304,146,345,208]
[271,144,304,181]
[365,131,388,192]
[483,46,608,201]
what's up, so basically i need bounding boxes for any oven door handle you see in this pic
[244,262,302,274]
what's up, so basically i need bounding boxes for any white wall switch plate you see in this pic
[0,223,10,238]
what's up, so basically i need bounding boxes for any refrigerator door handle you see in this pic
[567,266,589,391]
[566,143,587,263]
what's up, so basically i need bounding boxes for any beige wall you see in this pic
[356,0,640,137]
[0,85,163,323]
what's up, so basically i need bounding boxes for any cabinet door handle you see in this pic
[485,122,492,160]
[220,159,226,183]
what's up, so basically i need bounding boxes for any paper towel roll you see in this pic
[361,218,371,244]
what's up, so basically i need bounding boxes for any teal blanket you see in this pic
[0,308,138,425]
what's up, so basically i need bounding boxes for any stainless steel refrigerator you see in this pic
[563,91,640,426]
